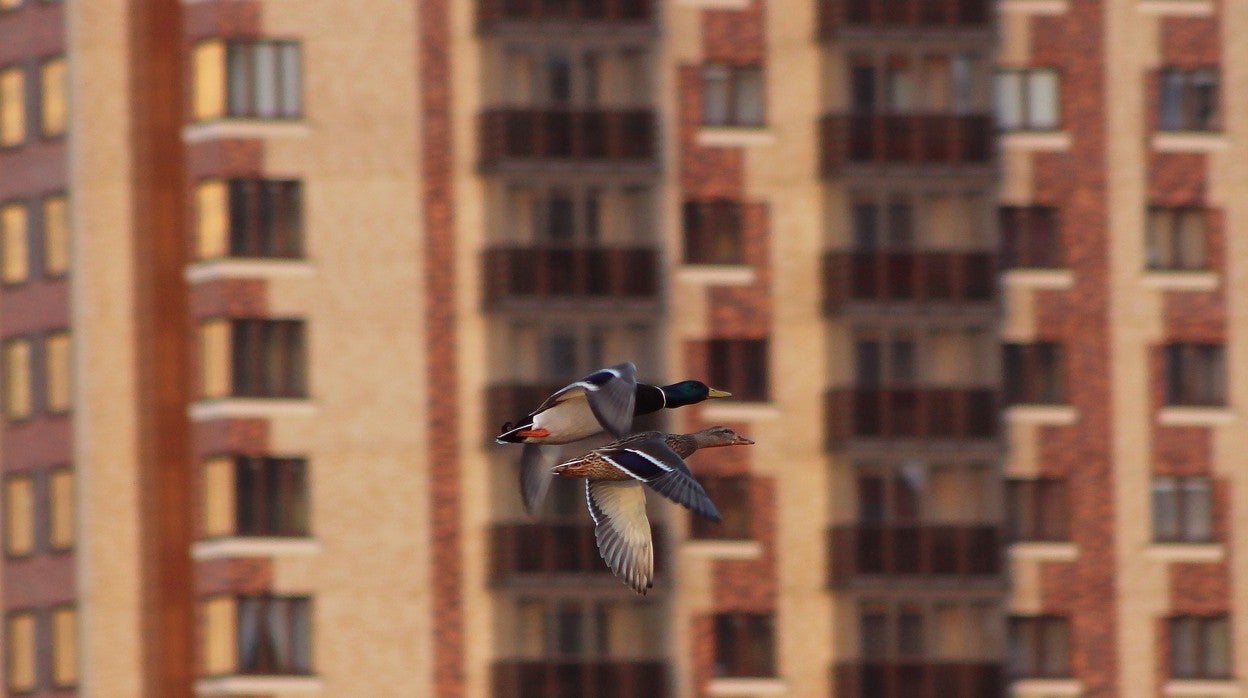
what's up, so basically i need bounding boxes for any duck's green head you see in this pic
[660,381,732,408]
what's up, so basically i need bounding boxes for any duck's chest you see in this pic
[530,397,604,444]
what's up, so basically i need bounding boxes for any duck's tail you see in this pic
[495,418,534,444]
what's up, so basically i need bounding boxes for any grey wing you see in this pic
[599,437,722,522]
[518,444,563,515]
[528,362,636,438]
[586,480,654,595]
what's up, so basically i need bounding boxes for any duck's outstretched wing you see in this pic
[586,480,653,594]
[518,444,562,514]
[597,437,721,522]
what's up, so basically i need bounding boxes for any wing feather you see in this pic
[598,438,721,521]
[518,444,563,514]
[586,480,653,594]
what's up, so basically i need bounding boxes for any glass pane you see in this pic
[851,65,876,113]
[898,611,924,656]
[857,473,886,522]
[227,44,253,116]
[855,340,882,387]
[1204,618,1230,678]
[1182,478,1212,542]
[734,68,765,127]
[1152,477,1179,541]
[1040,620,1069,677]
[861,612,889,659]
[547,54,572,105]
[994,72,1023,131]
[253,43,278,118]
[701,66,730,126]
[852,202,878,248]
[886,65,914,112]
[279,43,301,117]
[1159,70,1184,131]
[1170,617,1198,677]
[1177,210,1206,269]
[1027,71,1060,130]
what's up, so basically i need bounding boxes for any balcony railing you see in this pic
[828,524,1001,583]
[483,246,659,306]
[823,251,994,311]
[481,109,656,165]
[833,661,1003,698]
[492,521,665,582]
[825,388,997,443]
[494,660,669,698]
[819,0,991,34]
[820,114,992,172]
[479,0,654,25]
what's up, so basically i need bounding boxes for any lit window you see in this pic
[1170,615,1231,679]
[198,319,231,399]
[1146,207,1207,271]
[48,467,74,550]
[1159,68,1219,132]
[41,193,69,276]
[45,331,72,413]
[0,66,24,146]
[5,611,36,693]
[3,338,32,420]
[3,475,34,556]
[39,56,67,137]
[202,596,238,675]
[701,64,765,127]
[51,606,76,687]
[995,68,1060,131]
[193,41,227,120]
[1152,476,1213,543]
[1,201,28,284]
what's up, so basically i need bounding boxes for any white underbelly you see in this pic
[529,396,604,444]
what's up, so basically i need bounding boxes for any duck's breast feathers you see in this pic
[533,362,637,438]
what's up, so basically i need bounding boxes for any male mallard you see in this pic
[552,426,755,594]
[495,362,731,513]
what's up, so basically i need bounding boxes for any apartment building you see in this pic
[0,0,1244,696]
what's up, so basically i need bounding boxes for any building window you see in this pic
[1003,342,1064,405]
[39,56,66,138]
[1152,476,1212,544]
[48,467,74,551]
[1000,206,1060,269]
[1008,615,1070,678]
[701,64,765,128]
[202,596,313,676]
[511,597,661,659]
[713,613,775,677]
[1,201,28,284]
[0,65,24,146]
[706,338,769,402]
[195,180,303,259]
[199,319,307,399]
[691,475,750,539]
[3,475,34,556]
[1159,68,1218,132]
[1146,207,1207,271]
[1163,343,1225,406]
[5,611,36,693]
[682,199,744,265]
[3,337,32,420]
[995,68,1060,131]
[193,40,302,120]
[202,456,309,538]
[1006,478,1068,542]
[42,194,69,277]
[1170,615,1230,679]
[50,606,76,688]
[44,331,71,413]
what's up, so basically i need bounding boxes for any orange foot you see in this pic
[516,428,550,438]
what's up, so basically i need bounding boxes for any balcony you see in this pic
[493,660,668,698]
[481,109,656,168]
[825,388,997,445]
[491,521,665,584]
[828,524,1002,585]
[820,114,993,174]
[478,0,654,29]
[819,0,991,35]
[833,661,1003,698]
[482,246,659,310]
[822,251,995,313]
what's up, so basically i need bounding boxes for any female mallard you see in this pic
[494,362,731,513]
[552,426,754,594]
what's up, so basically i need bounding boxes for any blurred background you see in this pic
[0,0,1242,696]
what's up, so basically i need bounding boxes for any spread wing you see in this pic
[518,444,563,515]
[596,437,721,522]
[531,362,637,438]
[586,480,653,594]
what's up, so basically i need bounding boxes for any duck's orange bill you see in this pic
[516,428,550,438]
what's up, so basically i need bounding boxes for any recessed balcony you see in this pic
[820,114,993,174]
[482,245,659,308]
[493,660,669,698]
[491,521,665,585]
[828,524,1002,585]
[478,0,654,29]
[822,250,995,313]
[833,661,1003,698]
[480,109,656,168]
[819,0,992,34]
[825,388,998,445]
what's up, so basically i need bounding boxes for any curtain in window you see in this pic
[993,72,1022,131]
[238,597,262,671]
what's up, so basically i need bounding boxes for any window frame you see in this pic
[1008,615,1071,679]
[229,318,308,399]
[37,55,66,139]
[4,610,37,693]
[0,64,26,147]
[1006,478,1069,542]
[705,337,769,402]
[1152,475,1213,544]
[234,594,313,676]
[682,199,745,265]
[47,465,75,552]
[3,474,35,558]
[1158,67,1219,132]
[1146,206,1208,271]
[712,612,776,678]
[40,192,70,278]
[194,178,305,260]
[1002,342,1065,405]
[1162,342,1226,407]
[233,455,310,537]
[691,475,751,540]
[2,336,33,421]
[994,67,1061,132]
[700,63,766,128]
[1,199,30,285]
[1169,615,1231,680]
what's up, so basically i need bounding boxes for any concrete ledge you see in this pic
[1005,405,1078,426]
[999,131,1071,152]
[190,399,318,421]
[192,538,322,561]
[183,120,313,143]
[696,127,776,148]
[1141,271,1219,292]
[1002,269,1075,290]
[676,265,757,287]
[683,539,763,561]
[195,676,323,695]
[1011,678,1083,697]
[706,678,788,697]
[1147,543,1225,563]
[186,260,317,283]
[1152,132,1229,153]
[1138,0,1215,17]
[1010,541,1078,562]
[997,0,1069,14]
[1157,407,1235,427]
